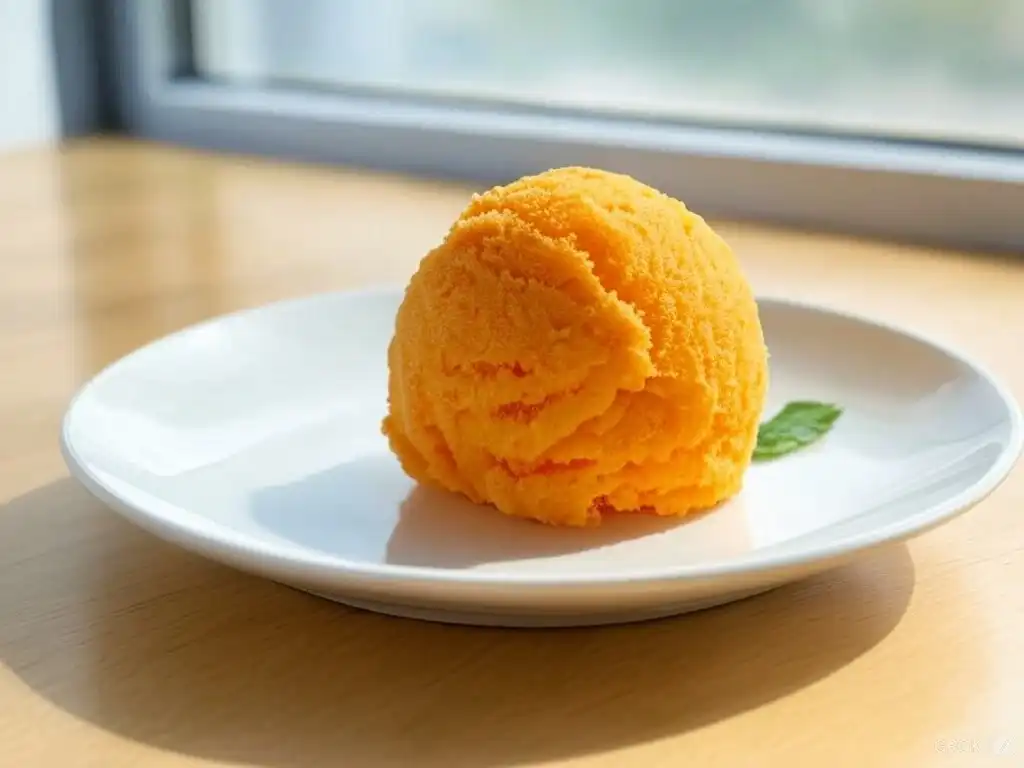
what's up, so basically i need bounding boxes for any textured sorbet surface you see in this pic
[382,167,768,527]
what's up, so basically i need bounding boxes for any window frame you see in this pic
[103,0,1024,252]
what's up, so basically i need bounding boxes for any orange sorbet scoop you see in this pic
[382,167,768,527]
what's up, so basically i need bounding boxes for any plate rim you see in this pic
[60,286,1024,590]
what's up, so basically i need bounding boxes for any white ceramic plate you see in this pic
[62,288,1022,627]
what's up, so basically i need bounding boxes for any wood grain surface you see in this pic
[1,139,1022,767]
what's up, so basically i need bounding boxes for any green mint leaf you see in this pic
[753,401,842,461]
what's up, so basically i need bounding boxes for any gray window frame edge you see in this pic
[51,0,119,136]
[103,0,1024,253]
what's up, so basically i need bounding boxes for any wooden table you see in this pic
[2,139,1022,767]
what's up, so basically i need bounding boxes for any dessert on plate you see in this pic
[383,167,768,527]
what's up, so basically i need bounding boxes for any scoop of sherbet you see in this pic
[382,167,768,527]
